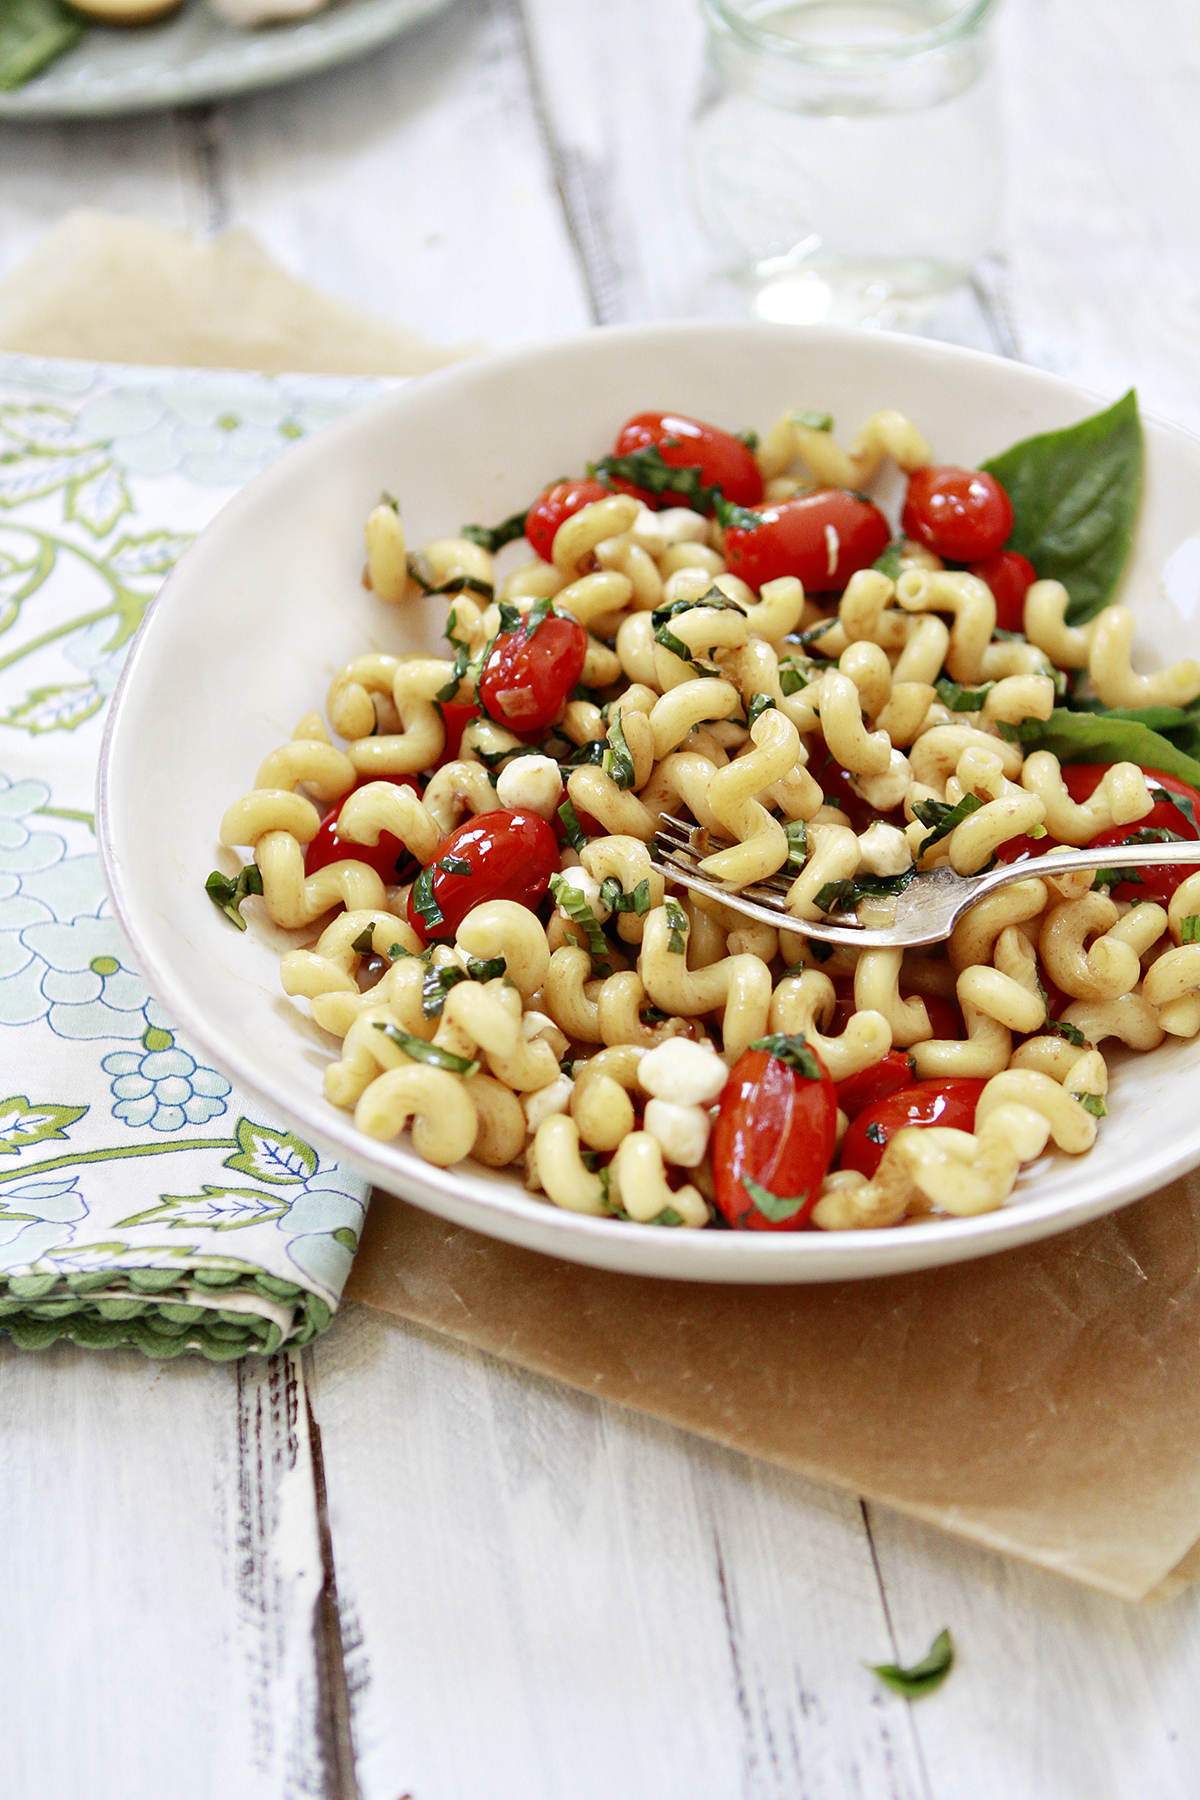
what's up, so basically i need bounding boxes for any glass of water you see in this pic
[690,0,1002,327]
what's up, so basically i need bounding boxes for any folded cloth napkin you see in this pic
[0,351,386,1357]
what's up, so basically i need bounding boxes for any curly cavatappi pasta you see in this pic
[212,397,1200,1234]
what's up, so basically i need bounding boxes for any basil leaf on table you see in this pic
[868,1628,955,1699]
[0,0,82,91]
[982,389,1142,625]
[1000,707,1200,792]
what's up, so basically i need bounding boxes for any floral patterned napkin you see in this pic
[0,352,384,1358]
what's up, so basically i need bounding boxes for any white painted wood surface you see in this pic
[3,1,1200,1795]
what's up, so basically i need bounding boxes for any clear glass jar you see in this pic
[690,0,1003,327]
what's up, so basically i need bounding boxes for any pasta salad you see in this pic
[210,390,1200,1233]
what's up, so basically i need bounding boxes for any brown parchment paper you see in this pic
[0,210,475,375]
[14,207,1198,1605]
[346,1179,1200,1604]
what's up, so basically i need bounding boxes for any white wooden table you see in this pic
[4,3,1200,1794]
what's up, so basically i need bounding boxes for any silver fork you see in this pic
[653,813,1200,948]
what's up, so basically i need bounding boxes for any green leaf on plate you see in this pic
[868,1628,955,1699]
[0,0,83,92]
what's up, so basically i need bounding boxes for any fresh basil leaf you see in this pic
[935,677,995,714]
[737,428,759,451]
[873,542,904,580]
[461,510,529,554]
[784,818,808,874]
[778,661,811,697]
[656,626,695,665]
[496,600,523,636]
[557,797,588,851]
[373,1023,479,1076]
[387,941,428,963]
[912,792,983,851]
[421,963,469,1017]
[794,617,836,648]
[438,855,473,876]
[590,443,717,513]
[435,641,471,704]
[351,926,376,956]
[597,876,652,916]
[868,1629,954,1699]
[205,864,263,931]
[663,897,688,955]
[982,390,1143,625]
[1092,826,1183,888]
[406,551,436,593]
[806,935,834,962]
[1046,1019,1087,1047]
[466,955,507,982]
[548,872,612,975]
[410,864,445,932]
[1152,785,1199,834]
[791,409,833,432]
[1181,915,1200,945]
[0,0,82,94]
[427,574,494,600]
[746,693,776,726]
[742,1173,810,1223]
[561,738,608,770]
[749,1033,822,1079]
[1080,1092,1107,1118]
[813,867,917,914]
[714,495,763,533]
[1000,707,1200,791]
[865,1121,886,1145]
[602,715,636,791]
[525,595,553,639]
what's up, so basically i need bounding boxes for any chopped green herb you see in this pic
[873,543,904,580]
[1181,915,1200,944]
[602,714,636,790]
[742,1173,810,1223]
[935,677,996,714]
[868,1628,954,1699]
[713,495,763,533]
[1153,786,1199,834]
[778,661,811,697]
[664,897,688,955]
[598,876,652,917]
[351,927,376,956]
[749,1033,822,1079]
[387,941,429,964]
[405,551,436,593]
[865,1121,886,1145]
[435,641,471,704]
[807,936,834,963]
[205,864,263,931]
[1046,1019,1087,1047]
[496,600,524,636]
[410,864,445,932]
[791,409,834,433]
[427,574,494,600]
[0,0,83,96]
[557,797,588,851]
[373,1023,478,1076]
[438,855,473,876]
[1079,1092,1107,1118]
[524,595,553,639]
[1091,826,1183,889]
[561,738,608,770]
[590,443,717,513]
[794,617,836,648]
[421,964,470,1017]
[812,867,917,914]
[548,872,612,975]
[461,509,529,555]
[466,955,507,983]
[737,428,759,452]
[911,792,983,852]
[651,1205,686,1228]
[746,693,777,726]
[784,818,808,875]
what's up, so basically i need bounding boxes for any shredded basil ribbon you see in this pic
[205,864,263,931]
[373,1023,479,1076]
[868,1628,954,1699]
[749,1033,822,1080]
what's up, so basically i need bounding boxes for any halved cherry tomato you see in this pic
[902,466,1013,562]
[437,700,481,766]
[525,479,610,563]
[835,1051,917,1122]
[840,1077,988,1180]
[1060,764,1200,905]
[711,1037,837,1231]
[305,775,421,883]
[406,808,559,942]
[478,609,588,733]
[968,548,1037,632]
[608,411,763,513]
[806,741,897,835]
[722,489,890,594]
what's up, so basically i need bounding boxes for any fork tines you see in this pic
[653,813,859,925]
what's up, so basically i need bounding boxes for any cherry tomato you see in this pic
[711,1038,837,1231]
[806,741,897,835]
[901,466,1014,562]
[722,489,890,594]
[305,775,421,883]
[840,1078,988,1180]
[994,828,1060,864]
[608,411,763,512]
[437,700,481,766]
[1060,764,1200,904]
[919,993,966,1041]
[968,548,1038,632]
[406,808,559,942]
[835,1051,917,1122]
[525,479,610,564]
[478,609,588,733]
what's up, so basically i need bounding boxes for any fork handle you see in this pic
[968,838,1200,899]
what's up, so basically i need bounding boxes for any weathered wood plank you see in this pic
[0,1341,331,1800]
[309,1305,928,1800]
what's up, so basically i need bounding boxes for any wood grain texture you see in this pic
[309,1305,929,1800]
[0,1342,331,1799]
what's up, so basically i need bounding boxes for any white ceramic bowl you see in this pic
[98,321,1200,1281]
